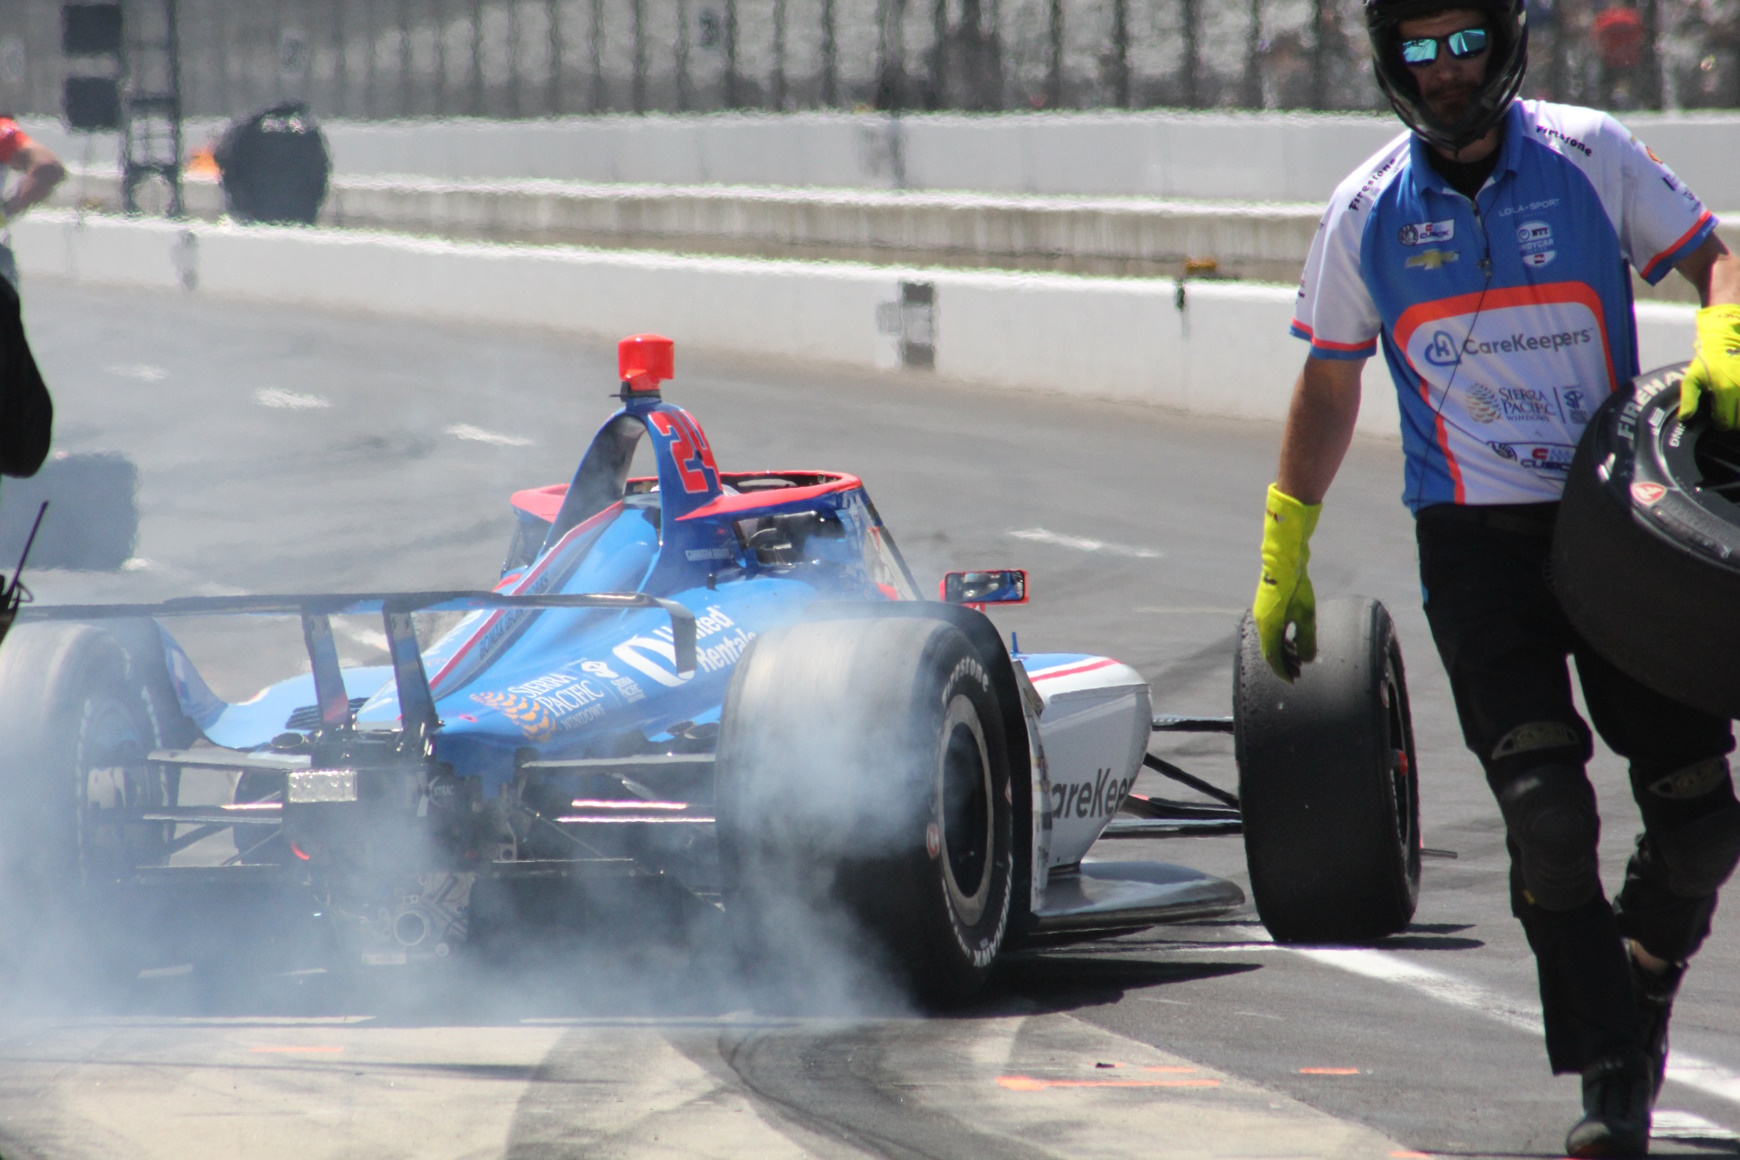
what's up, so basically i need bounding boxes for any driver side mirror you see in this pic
[940,569,1029,606]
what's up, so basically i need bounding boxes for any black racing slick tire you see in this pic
[1553,362,1740,719]
[0,623,179,889]
[1235,596,1422,944]
[0,623,180,984]
[716,615,1015,1002]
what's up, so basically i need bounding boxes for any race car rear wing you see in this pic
[18,590,697,743]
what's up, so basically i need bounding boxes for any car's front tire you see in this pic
[716,615,1014,1002]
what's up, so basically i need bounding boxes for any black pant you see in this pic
[1416,502,1735,1073]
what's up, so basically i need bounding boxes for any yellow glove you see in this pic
[1252,483,1322,682]
[1681,304,1740,430]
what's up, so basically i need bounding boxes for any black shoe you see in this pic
[1565,1055,1652,1158]
[1629,950,1686,1103]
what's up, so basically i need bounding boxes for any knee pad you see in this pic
[1654,801,1740,899]
[1485,719,1591,786]
[1497,764,1601,912]
[1643,756,1733,802]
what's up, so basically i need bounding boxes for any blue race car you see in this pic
[0,335,1421,995]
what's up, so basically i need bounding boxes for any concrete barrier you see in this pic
[29,109,1740,206]
[49,170,1322,280]
[10,211,1696,442]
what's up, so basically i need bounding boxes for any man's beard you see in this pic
[1423,82,1479,123]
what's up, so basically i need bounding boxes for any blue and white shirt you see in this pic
[1292,99,1714,510]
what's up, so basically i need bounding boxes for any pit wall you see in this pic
[27,109,1740,206]
[10,211,1696,440]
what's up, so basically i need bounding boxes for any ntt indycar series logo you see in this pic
[1423,327,1594,367]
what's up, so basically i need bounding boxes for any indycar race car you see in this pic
[0,335,1422,996]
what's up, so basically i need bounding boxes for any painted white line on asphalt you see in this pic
[105,363,166,381]
[1008,527,1161,559]
[447,423,533,447]
[1653,1108,1740,1144]
[1294,946,1740,1110]
[255,387,332,409]
[1297,948,1543,1035]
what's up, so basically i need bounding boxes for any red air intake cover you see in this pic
[619,334,675,392]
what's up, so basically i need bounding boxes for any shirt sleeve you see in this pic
[1290,198,1382,361]
[1615,118,1716,284]
[0,119,32,167]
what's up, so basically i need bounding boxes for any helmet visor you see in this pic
[1399,25,1490,66]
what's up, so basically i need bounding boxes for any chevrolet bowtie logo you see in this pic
[1405,248,1460,270]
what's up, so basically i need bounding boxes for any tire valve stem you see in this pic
[925,823,941,860]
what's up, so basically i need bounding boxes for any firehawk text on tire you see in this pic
[1553,362,1740,719]
[716,615,1015,1001]
[1235,596,1422,944]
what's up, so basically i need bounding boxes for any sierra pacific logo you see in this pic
[471,691,554,742]
[1424,331,1461,367]
[1465,383,1501,423]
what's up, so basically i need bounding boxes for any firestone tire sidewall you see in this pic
[888,643,1014,1001]
[716,616,1014,1003]
[1553,364,1740,719]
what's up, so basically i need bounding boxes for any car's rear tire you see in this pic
[1235,596,1421,944]
[716,615,1014,1002]
[0,623,178,986]
[1552,363,1740,719]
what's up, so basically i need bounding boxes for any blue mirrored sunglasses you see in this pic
[1400,26,1490,66]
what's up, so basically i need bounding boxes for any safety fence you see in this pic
[0,0,1727,126]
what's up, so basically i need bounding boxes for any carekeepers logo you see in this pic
[1462,328,1593,357]
[1424,331,1461,367]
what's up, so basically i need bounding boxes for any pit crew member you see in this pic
[1252,1,1740,1154]
[0,117,63,289]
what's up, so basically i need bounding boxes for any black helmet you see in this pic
[1366,0,1528,153]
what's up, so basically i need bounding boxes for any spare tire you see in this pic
[1235,596,1421,944]
[1553,362,1740,719]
